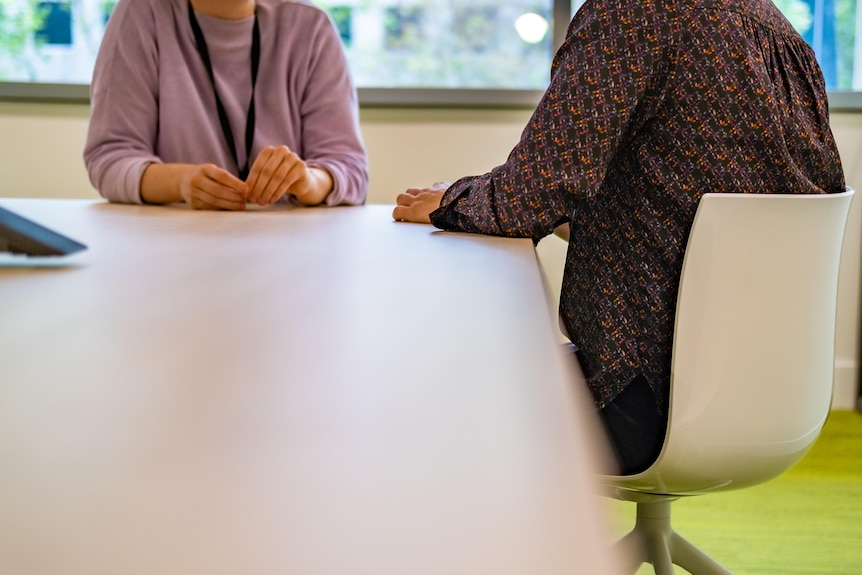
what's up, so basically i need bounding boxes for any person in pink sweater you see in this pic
[84,0,368,210]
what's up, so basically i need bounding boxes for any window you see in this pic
[1,0,110,84]
[775,0,853,90]
[328,5,352,45]
[35,1,72,45]
[323,0,556,90]
[0,0,860,106]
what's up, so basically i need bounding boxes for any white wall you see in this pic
[828,113,862,409]
[1,101,860,408]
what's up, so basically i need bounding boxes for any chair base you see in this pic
[614,499,734,575]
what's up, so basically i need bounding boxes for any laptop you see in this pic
[0,204,87,257]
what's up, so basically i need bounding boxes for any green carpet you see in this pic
[604,409,862,575]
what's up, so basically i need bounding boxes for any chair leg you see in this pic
[610,500,735,575]
[670,532,733,575]
[611,529,650,574]
[644,530,676,575]
[636,501,677,575]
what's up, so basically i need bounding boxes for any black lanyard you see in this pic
[188,2,260,180]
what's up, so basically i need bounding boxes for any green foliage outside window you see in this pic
[0,0,46,79]
[0,0,860,96]
[834,0,857,89]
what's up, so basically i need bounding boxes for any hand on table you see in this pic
[179,164,248,211]
[246,145,332,206]
[392,182,449,224]
[142,150,332,209]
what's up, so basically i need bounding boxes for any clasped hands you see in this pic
[181,145,331,210]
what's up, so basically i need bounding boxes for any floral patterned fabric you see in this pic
[430,0,845,416]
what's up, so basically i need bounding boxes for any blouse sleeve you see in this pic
[430,0,671,241]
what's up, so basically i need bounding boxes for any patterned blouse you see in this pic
[429,0,845,416]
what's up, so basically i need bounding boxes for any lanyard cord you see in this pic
[188,2,260,180]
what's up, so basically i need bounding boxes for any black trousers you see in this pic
[598,373,666,475]
[568,346,666,475]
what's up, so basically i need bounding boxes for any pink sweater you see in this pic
[84,0,368,206]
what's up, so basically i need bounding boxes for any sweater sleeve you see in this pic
[296,11,368,206]
[83,0,163,204]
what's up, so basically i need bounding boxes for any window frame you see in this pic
[0,0,860,110]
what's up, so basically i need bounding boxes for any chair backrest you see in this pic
[613,189,854,496]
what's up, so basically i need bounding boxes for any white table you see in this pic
[0,199,621,575]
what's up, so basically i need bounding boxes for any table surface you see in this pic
[0,199,621,575]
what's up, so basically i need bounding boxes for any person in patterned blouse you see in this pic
[392,0,846,474]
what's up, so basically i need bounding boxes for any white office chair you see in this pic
[601,189,854,575]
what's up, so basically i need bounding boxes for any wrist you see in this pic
[141,163,190,205]
[294,167,333,206]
